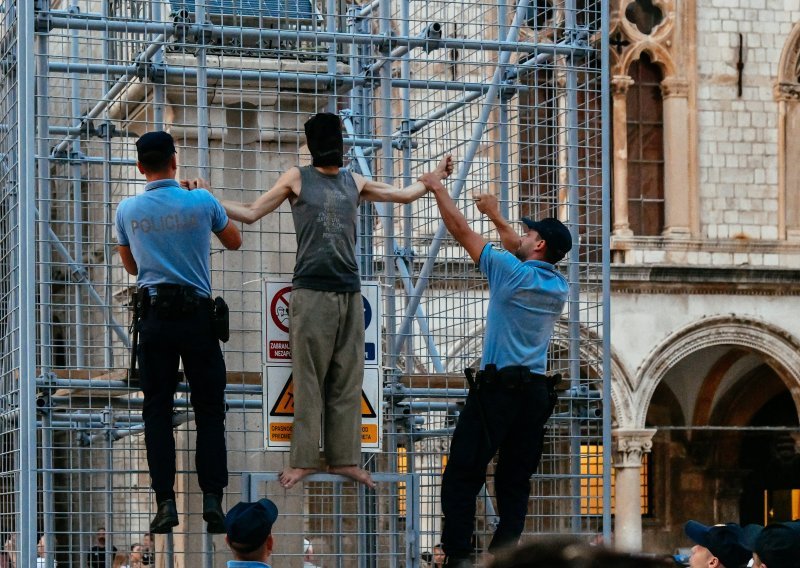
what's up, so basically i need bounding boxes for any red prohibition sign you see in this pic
[270,286,292,334]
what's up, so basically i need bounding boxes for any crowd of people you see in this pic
[6,508,796,567]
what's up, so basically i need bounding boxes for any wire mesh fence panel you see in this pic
[1,0,608,564]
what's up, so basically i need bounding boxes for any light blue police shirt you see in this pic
[478,243,569,374]
[115,179,229,298]
[226,561,271,567]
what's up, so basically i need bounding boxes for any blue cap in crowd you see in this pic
[684,521,752,568]
[224,499,279,553]
[742,521,800,568]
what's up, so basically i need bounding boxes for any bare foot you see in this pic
[279,466,320,489]
[328,465,376,489]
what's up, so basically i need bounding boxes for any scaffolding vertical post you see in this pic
[152,0,166,128]
[563,0,584,532]
[19,0,39,565]
[326,0,339,112]
[600,0,613,541]
[196,3,210,179]
[497,0,511,217]
[70,1,87,368]
[36,26,53,374]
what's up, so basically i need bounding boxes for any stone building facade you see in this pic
[607,0,800,553]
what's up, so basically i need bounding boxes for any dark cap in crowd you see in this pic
[684,521,752,568]
[521,217,573,263]
[136,131,176,161]
[224,499,279,553]
[304,112,344,168]
[742,521,800,568]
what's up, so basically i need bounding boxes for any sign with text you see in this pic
[263,280,382,366]
[264,365,382,452]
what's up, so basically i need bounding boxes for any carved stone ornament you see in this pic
[613,428,657,468]
[775,82,800,101]
[612,75,635,96]
[660,77,689,98]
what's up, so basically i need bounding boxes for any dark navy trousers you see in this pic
[137,308,228,502]
[441,380,553,558]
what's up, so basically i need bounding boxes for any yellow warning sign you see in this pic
[361,424,378,443]
[270,422,293,442]
[264,365,382,452]
[361,391,377,418]
[271,375,376,418]
[270,375,295,416]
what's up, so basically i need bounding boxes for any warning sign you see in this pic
[264,366,382,451]
[265,284,292,361]
[262,280,382,365]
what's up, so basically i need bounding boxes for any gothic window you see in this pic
[624,0,664,35]
[625,53,665,236]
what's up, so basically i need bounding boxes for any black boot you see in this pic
[150,499,179,534]
[203,493,226,534]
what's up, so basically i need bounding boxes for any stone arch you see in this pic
[777,21,800,89]
[631,315,800,429]
[618,43,676,78]
[550,320,635,427]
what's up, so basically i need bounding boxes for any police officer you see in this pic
[420,174,571,566]
[115,131,242,533]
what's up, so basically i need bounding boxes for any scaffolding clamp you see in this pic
[421,22,444,53]
[34,10,52,32]
[137,61,167,84]
[396,120,414,150]
[500,69,519,103]
[394,246,415,263]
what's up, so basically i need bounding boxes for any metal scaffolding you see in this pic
[0,0,609,565]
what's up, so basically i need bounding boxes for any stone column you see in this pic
[612,75,634,236]
[776,83,800,240]
[613,428,656,552]
[660,78,691,238]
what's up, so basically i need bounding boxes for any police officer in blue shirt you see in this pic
[116,131,242,534]
[420,173,571,567]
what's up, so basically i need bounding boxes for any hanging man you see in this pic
[220,113,453,489]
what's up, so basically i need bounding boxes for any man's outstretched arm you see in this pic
[356,155,454,204]
[473,194,521,253]
[420,173,486,263]
[217,168,299,224]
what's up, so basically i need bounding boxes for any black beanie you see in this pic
[304,113,344,167]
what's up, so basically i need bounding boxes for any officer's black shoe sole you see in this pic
[150,499,179,534]
[203,493,226,534]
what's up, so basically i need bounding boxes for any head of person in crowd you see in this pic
[225,499,279,564]
[432,543,445,568]
[129,542,144,566]
[519,217,573,264]
[135,131,178,179]
[684,521,752,568]
[36,535,45,559]
[95,527,107,546]
[304,113,344,168]
[742,521,800,568]
[487,539,673,568]
[112,551,128,568]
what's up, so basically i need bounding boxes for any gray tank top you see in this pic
[291,166,361,292]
